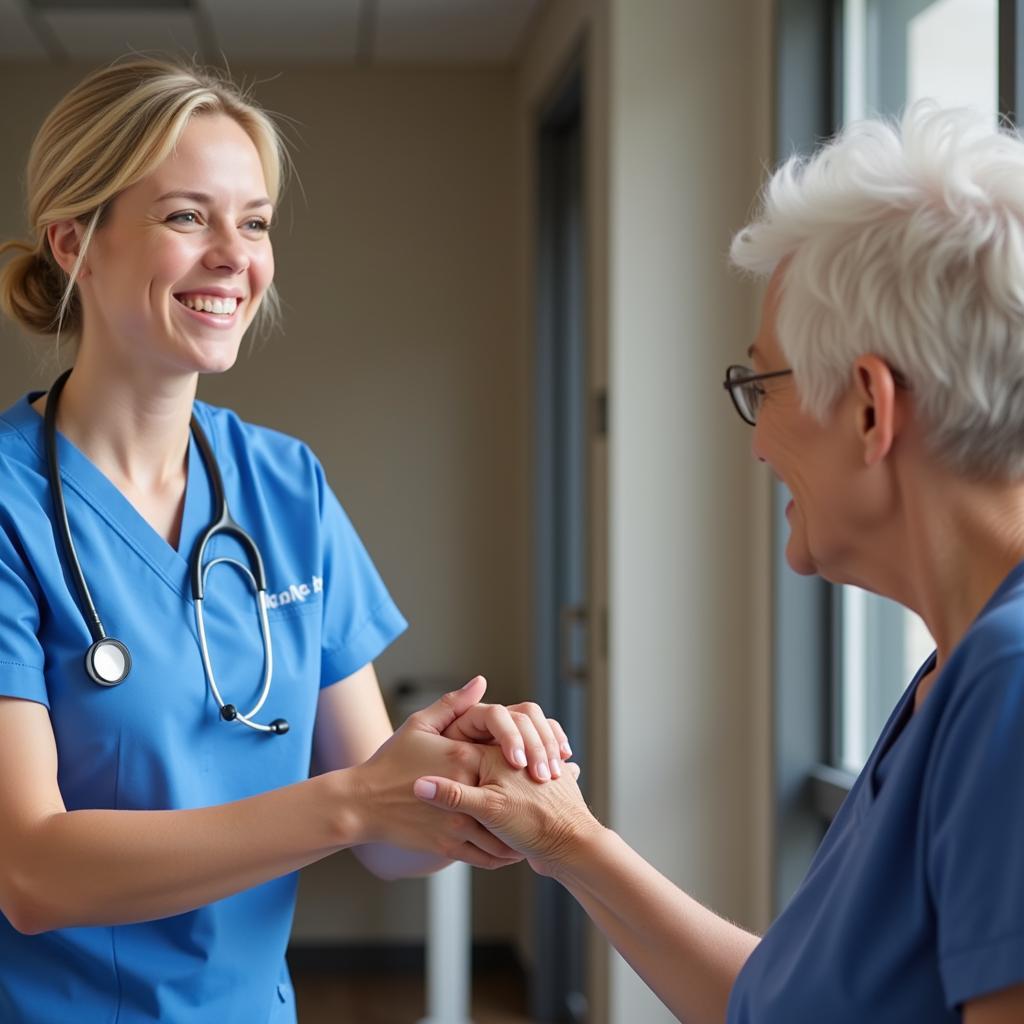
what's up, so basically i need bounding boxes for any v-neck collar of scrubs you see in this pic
[3,392,212,600]
[865,557,1024,802]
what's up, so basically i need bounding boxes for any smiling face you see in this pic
[750,270,876,581]
[72,112,275,378]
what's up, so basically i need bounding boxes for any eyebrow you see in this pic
[154,190,273,211]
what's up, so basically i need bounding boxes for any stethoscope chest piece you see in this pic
[46,369,288,734]
[85,637,132,686]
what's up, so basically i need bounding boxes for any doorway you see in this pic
[531,61,590,1023]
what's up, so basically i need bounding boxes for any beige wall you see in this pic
[0,0,779,1007]
[0,62,528,944]
[518,1,774,1020]
[607,1,773,1019]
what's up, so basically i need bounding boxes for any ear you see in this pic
[46,220,89,280]
[851,355,900,466]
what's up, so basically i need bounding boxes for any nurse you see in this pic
[0,58,570,1023]
[414,104,1024,1023]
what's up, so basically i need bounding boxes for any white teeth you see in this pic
[179,294,238,315]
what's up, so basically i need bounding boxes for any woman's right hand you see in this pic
[411,744,604,878]
[348,678,525,870]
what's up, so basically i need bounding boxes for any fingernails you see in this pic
[536,761,551,780]
[513,748,528,767]
[550,758,562,778]
[561,742,573,758]
[414,780,438,800]
[460,676,481,690]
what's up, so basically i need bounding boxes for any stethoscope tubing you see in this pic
[44,371,107,646]
[194,558,275,730]
[43,369,287,734]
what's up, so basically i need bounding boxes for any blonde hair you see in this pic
[0,56,287,344]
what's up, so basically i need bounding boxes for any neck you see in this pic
[850,469,1024,680]
[41,351,197,492]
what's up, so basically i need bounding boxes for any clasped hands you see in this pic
[353,675,597,874]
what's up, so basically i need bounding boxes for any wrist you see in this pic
[318,766,373,851]
[544,813,608,884]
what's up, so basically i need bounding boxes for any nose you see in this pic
[202,224,249,275]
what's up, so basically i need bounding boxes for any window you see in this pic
[836,0,997,772]
[772,0,1017,912]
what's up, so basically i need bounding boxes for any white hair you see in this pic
[731,101,1024,479]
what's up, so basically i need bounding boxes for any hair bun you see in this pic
[0,239,77,336]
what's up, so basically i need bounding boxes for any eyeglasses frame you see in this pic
[722,365,794,426]
[722,363,911,426]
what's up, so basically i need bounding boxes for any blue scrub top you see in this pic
[0,394,407,1023]
[729,562,1024,1022]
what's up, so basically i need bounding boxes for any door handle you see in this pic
[560,604,589,683]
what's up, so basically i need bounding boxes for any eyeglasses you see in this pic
[722,364,793,425]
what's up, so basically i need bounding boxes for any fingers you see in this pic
[444,703,529,767]
[442,703,565,782]
[549,718,573,760]
[509,711,556,782]
[412,778,520,869]
[412,676,487,735]
[509,703,565,781]
[414,775,485,819]
[449,842,522,871]
[459,817,521,861]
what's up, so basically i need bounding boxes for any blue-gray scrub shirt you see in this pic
[729,562,1024,1022]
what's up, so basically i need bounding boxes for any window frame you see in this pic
[771,0,1022,914]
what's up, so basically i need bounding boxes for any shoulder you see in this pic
[948,580,1024,688]
[0,396,53,523]
[924,583,1024,776]
[192,401,318,466]
[0,394,42,465]
[191,401,327,500]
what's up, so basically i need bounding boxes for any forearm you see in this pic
[7,770,360,934]
[554,827,759,1024]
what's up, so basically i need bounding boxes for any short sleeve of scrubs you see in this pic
[312,457,408,686]
[927,655,1024,1008]
[0,527,47,706]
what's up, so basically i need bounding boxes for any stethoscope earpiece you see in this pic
[219,704,289,734]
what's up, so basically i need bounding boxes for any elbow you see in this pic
[1,865,60,935]
[3,889,50,936]
[7,907,49,937]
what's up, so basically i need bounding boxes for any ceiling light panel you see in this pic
[41,8,200,60]
[201,0,362,61]
[29,0,190,10]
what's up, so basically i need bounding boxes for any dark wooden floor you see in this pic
[292,967,534,1024]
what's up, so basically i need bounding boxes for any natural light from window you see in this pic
[838,0,996,772]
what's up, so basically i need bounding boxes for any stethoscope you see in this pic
[43,370,289,735]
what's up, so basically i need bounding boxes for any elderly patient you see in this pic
[415,103,1024,1024]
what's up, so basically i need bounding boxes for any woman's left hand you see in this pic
[442,683,572,784]
[412,743,597,878]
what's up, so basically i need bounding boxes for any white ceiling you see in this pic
[0,0,544,63]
